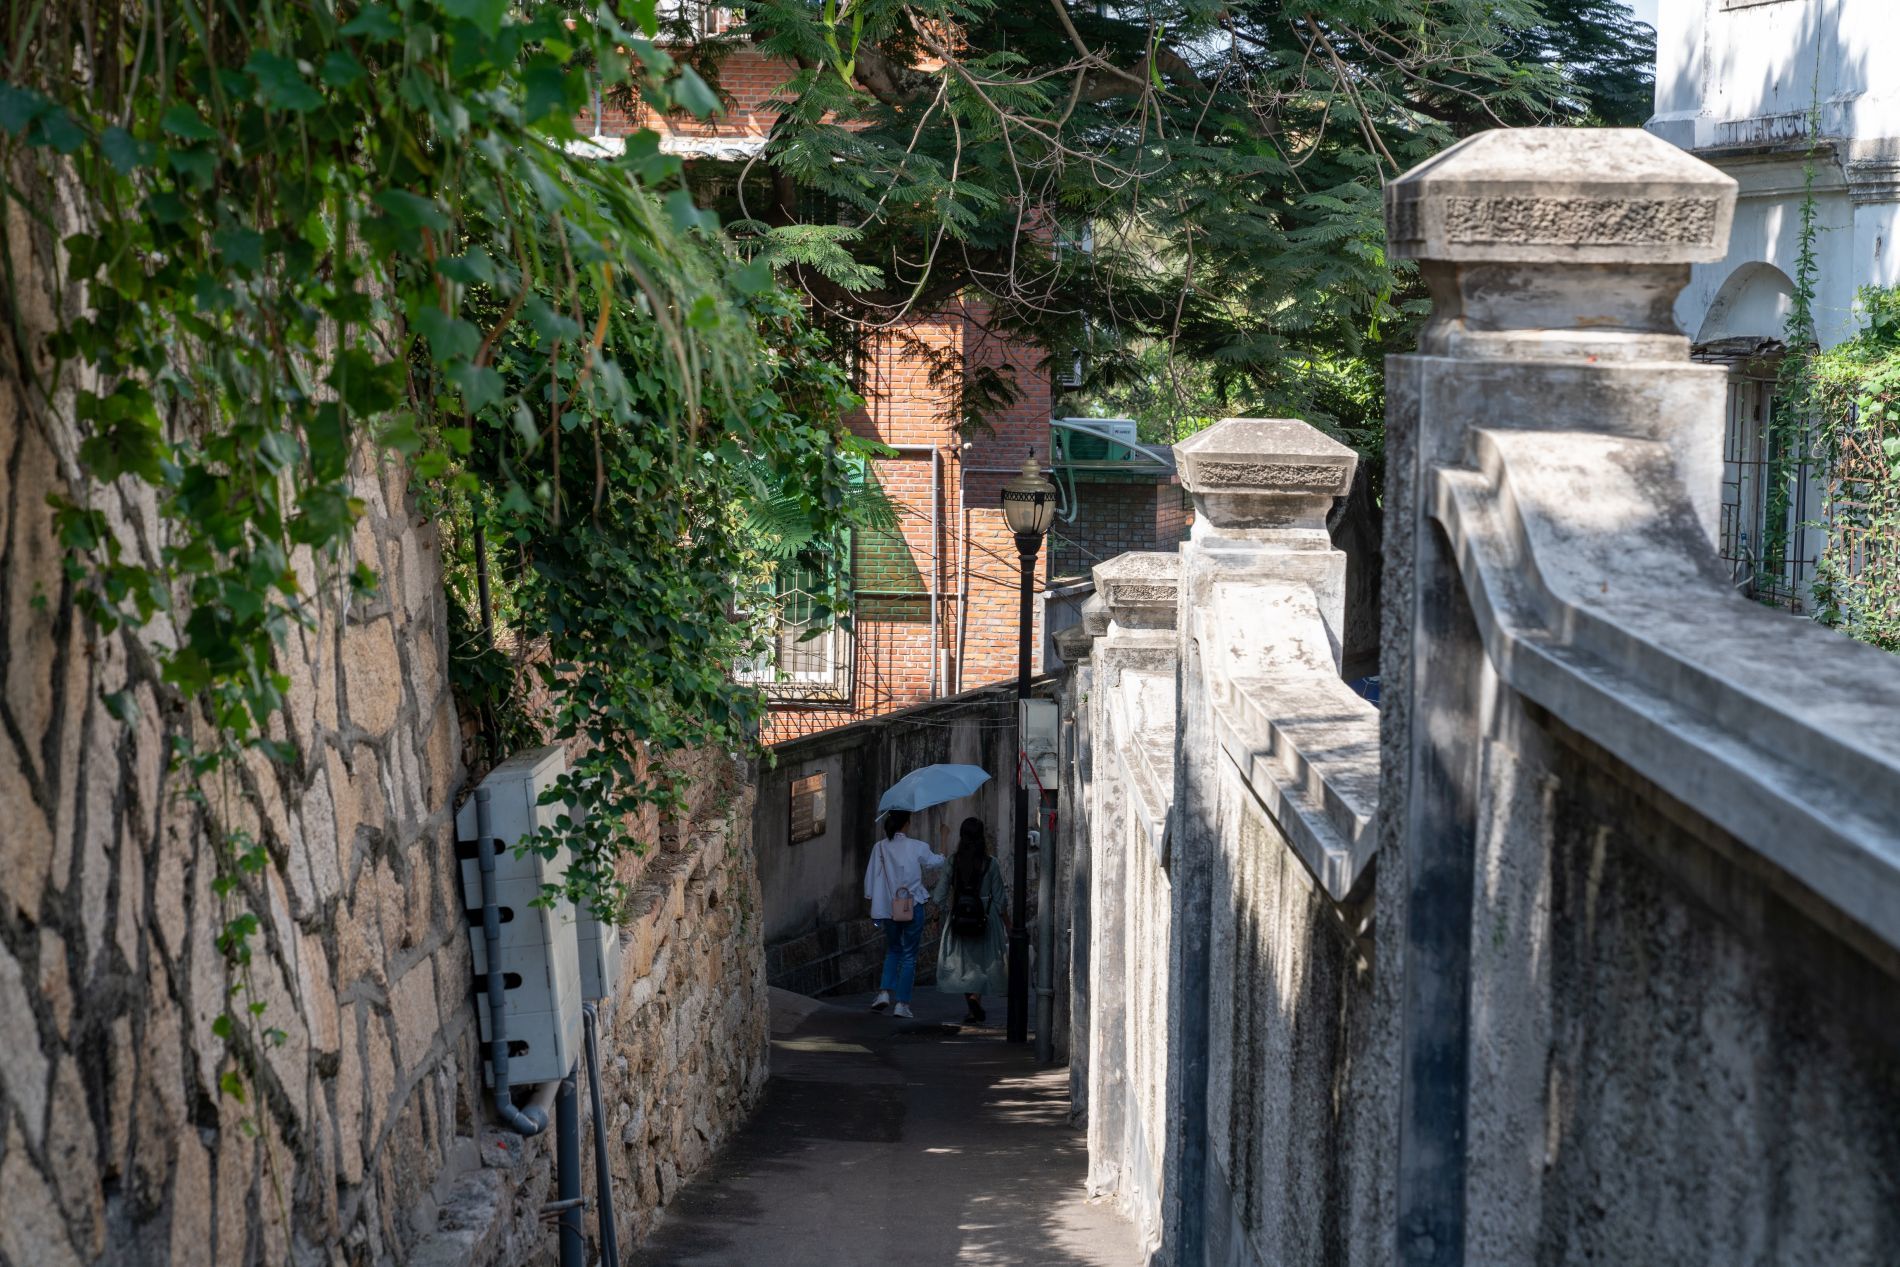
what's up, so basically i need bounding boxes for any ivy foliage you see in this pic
[1,0,869,1101]
[1808,286,1900,650]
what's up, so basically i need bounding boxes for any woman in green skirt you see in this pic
[931,816,1008,1024]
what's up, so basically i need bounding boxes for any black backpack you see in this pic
[949,867,988,938]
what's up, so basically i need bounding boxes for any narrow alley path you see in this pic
[631,989,1143,1267]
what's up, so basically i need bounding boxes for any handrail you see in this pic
[1432,426,1900,951]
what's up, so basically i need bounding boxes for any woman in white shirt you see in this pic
[863,809,944,1018]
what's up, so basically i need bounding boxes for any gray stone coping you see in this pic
[1174,418,1357,499]
[1213,675,1380,904]
[1108,668,1176,863]
[1434,426,1900,952]
[1093,552,1181,630]
[1385,127,1736,265]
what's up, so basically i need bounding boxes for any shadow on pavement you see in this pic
[630,989,1140,1267]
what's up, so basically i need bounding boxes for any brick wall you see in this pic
[1049,475,1189,581]
[762,304,1064,744]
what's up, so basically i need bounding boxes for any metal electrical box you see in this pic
[1020,698,1060,791]
[575,896,619,1005]
[455,746,584,1086]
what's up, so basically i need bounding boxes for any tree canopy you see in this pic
[685,0,1655,435]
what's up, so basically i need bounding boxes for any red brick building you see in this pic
[585,46,1183,742]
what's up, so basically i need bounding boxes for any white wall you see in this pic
[1649,0,1900,347]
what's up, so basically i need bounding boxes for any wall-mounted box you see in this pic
[576,900,619,1004]
[1021,698,1060,791]
[455,746,584,1086]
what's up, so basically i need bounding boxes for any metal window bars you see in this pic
[1717,374,1823,612]
[735,576,855,703]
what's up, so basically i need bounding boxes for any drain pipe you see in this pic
[931,446,942,698]
[475,787,549,1137]
[584,1004,622,1266]
[957,504,971,693]
[1035,798,1057,1064]
[555,1072,584,1267]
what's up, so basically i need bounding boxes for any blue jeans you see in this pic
[877,912,927,1002]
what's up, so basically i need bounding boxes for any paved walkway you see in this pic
[631,988,1142,1267]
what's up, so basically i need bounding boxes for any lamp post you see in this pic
[1000,451,1056,1045]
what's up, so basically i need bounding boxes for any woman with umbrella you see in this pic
[865,765,990,1018]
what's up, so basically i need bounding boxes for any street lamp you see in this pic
[1000,451,1056,1045]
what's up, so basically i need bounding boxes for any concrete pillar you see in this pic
[1053,620,1096,1111]
[1166,417,1358,1264]
[1379,128,1736,1267]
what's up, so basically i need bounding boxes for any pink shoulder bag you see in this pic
[877,841,915,922]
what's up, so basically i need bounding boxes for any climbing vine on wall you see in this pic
[1808,286,1900,650]
[1759,113,1900,651]
[0,0,867,1119]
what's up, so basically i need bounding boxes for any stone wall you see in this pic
[1381,127,1900,1266]
[571,749,769,1250]
[0,182,766,1267]
[1,184,482,1264]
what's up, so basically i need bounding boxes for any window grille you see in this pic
[735,545,856,702]
[1714,373,1823,610]
[813,308,870,394]
[652,0,734,38]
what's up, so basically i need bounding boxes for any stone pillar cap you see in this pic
[1080,593,1111,637]
[1385,127,1736,265]
[1092,552,1180,630]
[1053,624,1095,663]
[1175,418,1357,499]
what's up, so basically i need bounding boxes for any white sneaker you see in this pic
[871,991,891,1012]
[893,1002,915,1019]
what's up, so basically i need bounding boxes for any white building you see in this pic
[1648,0,1900,608]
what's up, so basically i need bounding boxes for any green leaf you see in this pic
[0,82,47,134]
[329,348,403,417]
[320,51,367,89]
[673,66,721,119]
[167,145,217,187]
[339,3,401,39]
[309,403,350,483]
[35,106,83,154]
[413,307,481,366]
[523,295,582,342]
[522,57,578,126]
[372,188,451,231]
[246,51,324,113]
[440,0,508,38]
[159,104,217,142]
[447,363,505,412]
[213,227,266,272]
[99,126,153,173]
[219,1070,248,1103]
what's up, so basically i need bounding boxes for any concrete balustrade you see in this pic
[1058,126,1900,1267]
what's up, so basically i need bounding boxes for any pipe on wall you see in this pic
[1035,797,1057,1064]
[583,1004,622,1266]
[958,503,971,695]
[555,1074,584,1267]
[475,787,551,1137]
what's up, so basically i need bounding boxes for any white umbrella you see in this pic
[876,764,992,814]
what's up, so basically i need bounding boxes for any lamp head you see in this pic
[1000,451,1057,539]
